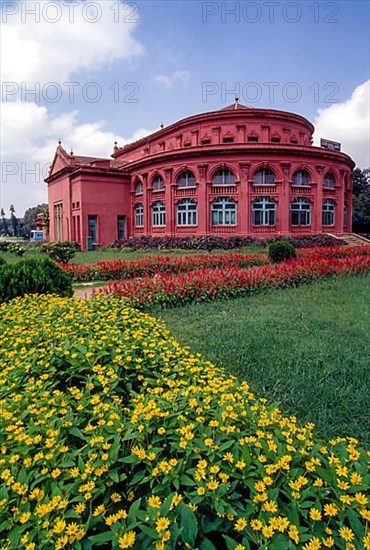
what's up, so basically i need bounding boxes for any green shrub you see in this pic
[0,257,6,266]
[268,240,297,263]
[38,241,80,263]
[0,257,73,302]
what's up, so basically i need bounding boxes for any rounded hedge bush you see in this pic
[0,295,368,549]
[268,240,297,263]
[0,257,73,302]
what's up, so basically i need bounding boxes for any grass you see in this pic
[152,274,370,447]
[0,245,266,265]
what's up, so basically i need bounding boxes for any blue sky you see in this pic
[1,0,369,214]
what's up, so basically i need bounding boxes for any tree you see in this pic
[352,168,370,232]
[9,205,18,237]
[20,203,48,238]
[0,208,10,236]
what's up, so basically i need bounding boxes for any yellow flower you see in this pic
[303,538,321,550]
[234,518,248,532]
[207,480,219,491]
[75,502,86,514]
[261,500,277,512]
[339,526,354,541]
[354,492,367,505]
[223,452,234,463]
[54,519,66,534]
[350,472,362,485]
[236,460,246,469]
[111,493,122,503]
[288,524,299,544]
[156,517,170,533]
[322,537,335,547]
[148,495,162,508]
[309,508,322,521]
[197,487,206,496]
[324,503,338,517]
[20,511,31,523]
[250,519,263,531]
[262,525,274,538]
[118,531,136,549]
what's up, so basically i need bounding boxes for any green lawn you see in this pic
[152,274,370,447]
[0,245,266,265]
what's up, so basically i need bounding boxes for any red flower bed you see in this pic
[62,252,268,282]
[95,254,370,308]
[297,244,370,259]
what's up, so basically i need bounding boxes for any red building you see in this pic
[46,103,354,249]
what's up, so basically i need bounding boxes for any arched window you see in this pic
[177,171,196,188]
[252,197,276,226]
[324,172,335,188]
[211,198,237,226]
[152,201,165,226]
[134,179,143,194]
[152,175,164,191]
[292,170,311,186]
[211,168,236,185]
[322,199,335,226]
[290,198,311,225]
[253,168,276,185]
[134,204,144,227]
[177,199,197,226]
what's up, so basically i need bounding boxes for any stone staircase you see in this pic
[329,233,370,247]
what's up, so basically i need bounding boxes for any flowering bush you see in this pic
[61,253,268,283]
[97,255,370,308]
[0,295,369,549]
[39,241,80,263]
[298,245,370,259]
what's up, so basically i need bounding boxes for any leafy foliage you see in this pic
[0,295,369,549]
[268,241,297,263]
[0,257,73,302]
[352,168,370,232]
[38,241,80,263]
[111,234,345,251]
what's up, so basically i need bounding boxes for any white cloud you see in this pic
[0,0,146,213]
[313,80,370,169]
[1,0,144,91]
[154,70,190,88]
[0,99,156,214]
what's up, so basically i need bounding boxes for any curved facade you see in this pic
[47,103,355,248]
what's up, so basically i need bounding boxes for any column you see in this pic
[239,163,250,234]
[197,164,208,235]
[279,162,291,235]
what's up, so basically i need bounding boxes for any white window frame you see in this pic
[324,173,335,188]
[211,169,236,186]
[177,171,196,188]
[134,204,144,227]
[252,169,276,185]
[322,199,335,226]
[252,197,276,226]
[152,175,165,191]
[292,170,311,186]
[152,201,166,227]
[211,198,237,226]
[176,199,197,226]
[290,198,311,225]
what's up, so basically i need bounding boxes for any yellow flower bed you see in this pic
[0,295,369,550]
